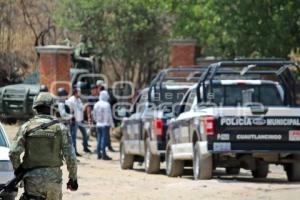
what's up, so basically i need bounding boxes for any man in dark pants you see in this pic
[93,90,115,160]
[96,82,115,152]
[86,84,99,125]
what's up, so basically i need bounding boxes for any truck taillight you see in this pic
[204,116,215,135]
[154,119,164,136]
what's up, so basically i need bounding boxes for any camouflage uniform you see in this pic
[9,93,77,200]
[75,35,93,57]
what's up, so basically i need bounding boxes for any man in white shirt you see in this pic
[66,88,91,156]
[93,90,115,160]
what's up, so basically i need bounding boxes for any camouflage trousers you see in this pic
[24,177,62,200]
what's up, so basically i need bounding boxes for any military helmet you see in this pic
[33,92,54,109]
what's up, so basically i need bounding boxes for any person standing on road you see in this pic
[96,81,116,152]
[9,92,78,200]
[85,84,99,143]
[93,90,115,160]
[66,88,91,156]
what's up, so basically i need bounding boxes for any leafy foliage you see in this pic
[54,0,170,86]
[168,0,300,58]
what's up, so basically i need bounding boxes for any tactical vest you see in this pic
[22,120,63,169]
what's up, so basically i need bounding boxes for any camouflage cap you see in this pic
[33,92,54,109]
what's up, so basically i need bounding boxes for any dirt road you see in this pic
[4,124,300,200]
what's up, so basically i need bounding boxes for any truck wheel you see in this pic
[166,141,184,177]
[193,142,213,180]
[120,140,134,169]
[226,167,240,175]
[144,138,160,174]
[252,160,269,178]
[285,154,300,182]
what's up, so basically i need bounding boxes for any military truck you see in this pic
[0,68,94,123]
[0,50,107,123]
[166,60,300,181]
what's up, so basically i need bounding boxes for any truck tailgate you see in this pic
[208,116,300,152]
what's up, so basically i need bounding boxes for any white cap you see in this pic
[96,80,104,86]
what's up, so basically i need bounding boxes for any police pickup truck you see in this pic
[120,67,206,173]
[166,60,300,181]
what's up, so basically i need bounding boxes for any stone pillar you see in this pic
[169,39,197,67]
[36,45,73,95]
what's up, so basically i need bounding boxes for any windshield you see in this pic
[23,71,40,84]
[212,84,283,106]
[0,127,8,147]
[23,70,78,85]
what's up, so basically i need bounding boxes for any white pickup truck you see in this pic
[166,60,300,181]
[0,123,16,199]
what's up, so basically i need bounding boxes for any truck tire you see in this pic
[285,154,300,182]
[120,140,134,169]
[166,141,184,177]
[251,160,269,178]
[144,138,160,174]
[193,142,213,180]
[226,167,240,175]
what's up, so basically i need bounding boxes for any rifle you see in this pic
[0,119,61,195]
[0,169,26,194]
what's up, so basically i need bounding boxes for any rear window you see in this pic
[0,128,7,147]
[213,84,283,106]
[153,88,188,104]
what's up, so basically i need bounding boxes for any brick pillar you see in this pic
[169,39,197,67]
[36,45,73,95]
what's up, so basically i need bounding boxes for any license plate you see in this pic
[213,142,231,151]
[289,130,300,141]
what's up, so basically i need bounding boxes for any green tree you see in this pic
[54,0,170,86]
[168,0,300,58]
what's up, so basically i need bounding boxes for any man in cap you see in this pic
[9,92,78,200]
[86,84,99,125]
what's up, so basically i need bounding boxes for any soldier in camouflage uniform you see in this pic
[9,92,78,200]
[75,35,89,57]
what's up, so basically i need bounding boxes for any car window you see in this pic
[184,89,196,112]
[176,90,191,114]
[0,127,8,147]
[132,91,148,114]
[213,84,283,106]
[23,71,39,84]
[136,92,148,113]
